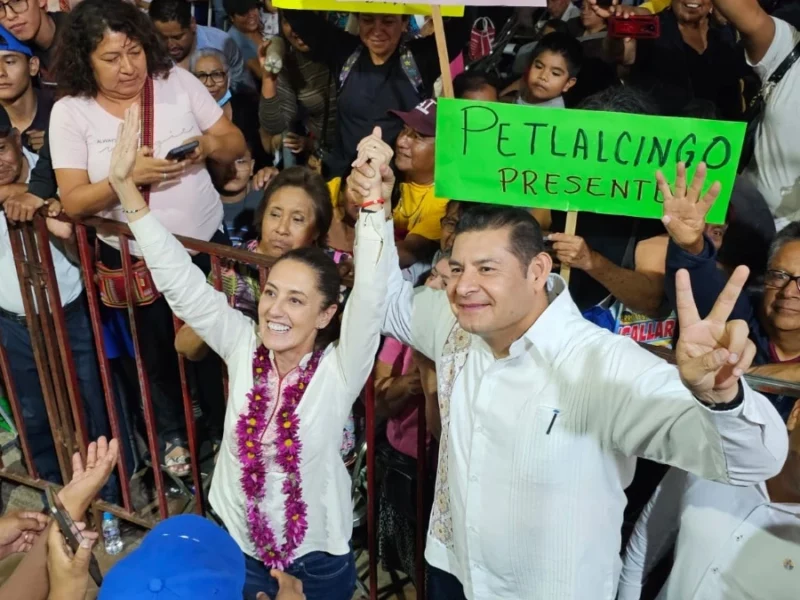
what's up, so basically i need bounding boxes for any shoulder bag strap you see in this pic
[756,39,800,106]
[139,76,155,205]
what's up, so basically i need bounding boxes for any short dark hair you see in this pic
[149,0,193,28]
[54,0,173,98]
[223,0,260,17]
[253,167,333,247]
[578,86,660,115]
[769,222,800,264]
[530,32,583,77]
[274,247,342,349]
[455,205,545,274]
[453,72,496,99]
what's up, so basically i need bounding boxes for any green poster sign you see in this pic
[434,98,746,224]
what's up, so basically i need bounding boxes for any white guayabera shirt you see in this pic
[380,226,788,600]
[619,467,800,600]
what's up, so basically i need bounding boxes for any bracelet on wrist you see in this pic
[122,206,147,215]
[361,198,385,210]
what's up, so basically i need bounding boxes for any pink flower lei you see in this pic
[235,344,322,569]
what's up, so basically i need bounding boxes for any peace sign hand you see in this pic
[658,162,721,255]
[675,266,756,405]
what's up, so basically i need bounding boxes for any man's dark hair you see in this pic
[149,0,193,28]
[53,0,173,98]
[682,98,720,120]
[223,0,260,17]
[578,86,660,115]
[453,72,496,99]
[529,32,582,77]
[768,221,800,264]
[455,205,545,274]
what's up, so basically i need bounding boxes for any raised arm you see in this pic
[108,104,253,363]
[347,129,454,359]
[280,10,359,71]
[224,35,250,93]
[660,162,756,323]
[259,67,298,136]
[712,0,775,64]
[617,468,686,600]
[599,267,788,485]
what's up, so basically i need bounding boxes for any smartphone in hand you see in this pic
[45,486,104,587]
[165,141,200,161]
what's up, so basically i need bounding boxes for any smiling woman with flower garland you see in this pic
[107,104,391,600]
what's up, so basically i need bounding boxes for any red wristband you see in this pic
[361,198,385,210]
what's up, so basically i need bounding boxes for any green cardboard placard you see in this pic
[434,98,746,224]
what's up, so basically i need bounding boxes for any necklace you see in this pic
[236,344,321,569]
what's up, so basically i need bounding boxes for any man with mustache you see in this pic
[350,132,787,599]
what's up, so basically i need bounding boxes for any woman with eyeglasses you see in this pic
[191,47,271,173]
[48,0,247,478]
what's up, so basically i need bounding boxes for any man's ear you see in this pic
[561,76,577,94]
[316,303,338,330]
[28,56,40,78]
[191,18,197,33]
[528,251,553,292]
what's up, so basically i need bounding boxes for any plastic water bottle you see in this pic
[102,512,124,556]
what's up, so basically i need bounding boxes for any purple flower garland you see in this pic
[236,345,322,569]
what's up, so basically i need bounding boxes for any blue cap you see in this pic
[0,25,32,57]
[99,515,245,599]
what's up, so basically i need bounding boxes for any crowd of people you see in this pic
[0,0,797,598]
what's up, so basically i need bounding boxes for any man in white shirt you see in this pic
[715,0,800,230]
[619,397,800,599]
[349,135,788,599]
[0,106,114,491]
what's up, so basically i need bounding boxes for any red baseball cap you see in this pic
[389,99,437,138]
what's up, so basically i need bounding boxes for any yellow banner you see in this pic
[273,0,464,16]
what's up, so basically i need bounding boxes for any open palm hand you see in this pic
[658,162,721,254]
[109,104,141,187]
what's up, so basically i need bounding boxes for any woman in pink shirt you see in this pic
[48,0,246,476]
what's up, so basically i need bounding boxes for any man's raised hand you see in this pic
[675,266,755,405]
[658,162,721,255]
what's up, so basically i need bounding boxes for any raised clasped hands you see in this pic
[348,127,395,212]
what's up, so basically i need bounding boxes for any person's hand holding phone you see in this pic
[46,520,99,600]
[58,436,119,521]
[0,511,48,560]
[181,135,217,165]
[132,145,187,187]
[283,132,309,155]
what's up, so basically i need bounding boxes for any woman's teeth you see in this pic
[267,322,290,333]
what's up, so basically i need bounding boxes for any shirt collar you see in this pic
[506,274,583,363]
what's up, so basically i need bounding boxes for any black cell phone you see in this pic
[165,140,199,161]
[45,486,104,587]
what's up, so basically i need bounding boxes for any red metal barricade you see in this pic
[0,212,432,598]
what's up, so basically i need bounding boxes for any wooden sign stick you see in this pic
[559,210,578,284]
[431,5,454,98]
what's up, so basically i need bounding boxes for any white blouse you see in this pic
[129,209,389,561]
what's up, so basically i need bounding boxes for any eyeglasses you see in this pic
[0,0,29,18]
[193,70,227,84]
[765,269,800,292]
